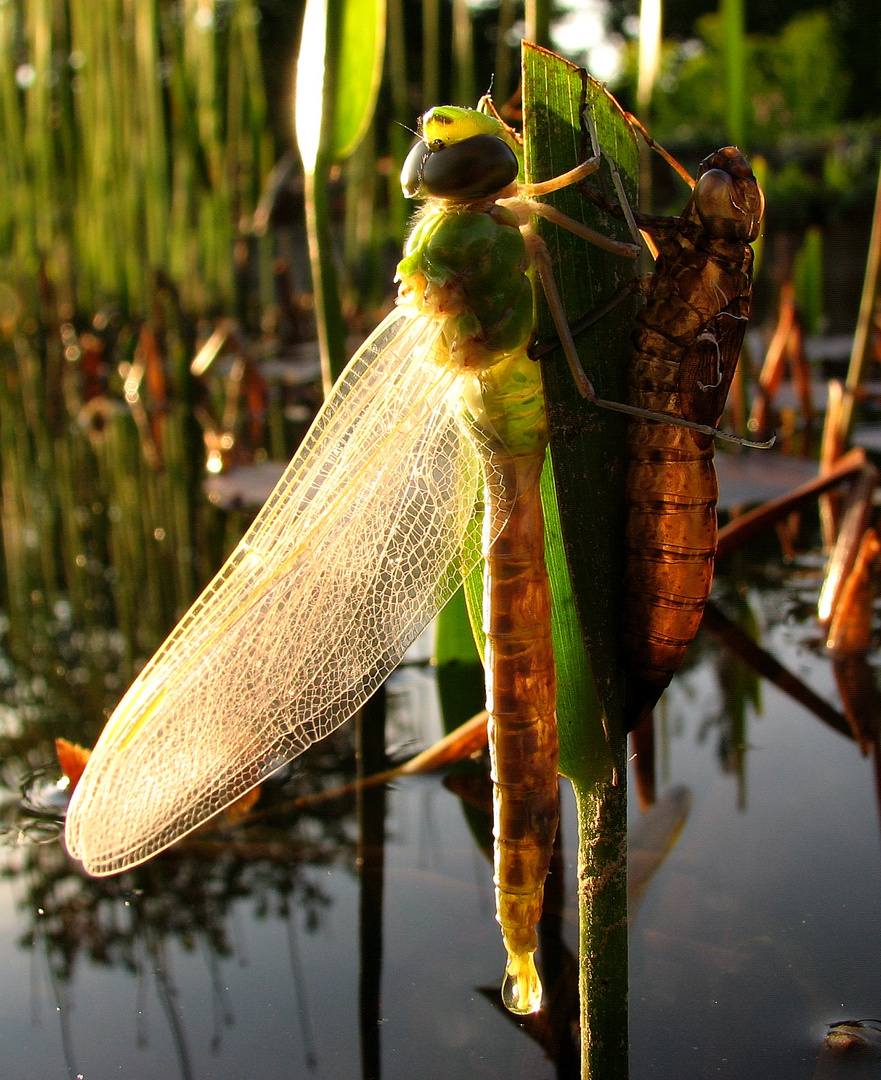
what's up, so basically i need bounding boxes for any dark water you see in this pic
[2,559,880,1080]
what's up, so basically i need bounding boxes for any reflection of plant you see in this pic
[679,568,819,778]
[0,607,127,750]
[0,284,321,769]
[5,744,359,987]
[0,604,161,836]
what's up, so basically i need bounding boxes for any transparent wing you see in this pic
[66,309,494,875]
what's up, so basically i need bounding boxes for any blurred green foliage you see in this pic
[793,224,824,335]
[0,0,274,319]
[605,0,881,122]
[619,11,850,145]
[611,5,878,239]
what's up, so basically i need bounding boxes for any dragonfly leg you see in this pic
[529,278,644,362]
[505,107,643,261]
[577,108,701,260]
[524,198,640,258]
[477,93,523,146]
[518,107,772,447]
[514,115,643,257]
[518,155,601,198]
[581,106,644,251]
[525,228,597,399]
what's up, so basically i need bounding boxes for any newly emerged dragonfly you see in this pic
[66,98,649,1016]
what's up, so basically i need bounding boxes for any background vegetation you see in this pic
[3,0,879,322]
[2,8,879,1075]
[0,0,878,713]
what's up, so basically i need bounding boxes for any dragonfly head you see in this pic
[401,106,519,201]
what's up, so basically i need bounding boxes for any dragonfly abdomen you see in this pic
[398,112,562,1011]
[623,462,717,693]
[483,450,557,1016]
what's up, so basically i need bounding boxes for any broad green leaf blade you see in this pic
[333,0,387,160]
[296,0,385,167]
[522,43,638,784]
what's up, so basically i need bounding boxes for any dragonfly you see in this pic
[64,97,635,1015]
[64,98,735,1013]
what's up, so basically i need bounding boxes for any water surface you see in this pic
[2,561,880,1080]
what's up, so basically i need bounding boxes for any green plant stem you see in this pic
[522,43,633,1079]
[4,0,269,317]
[575,776,629,1076]
[721,0,746,147]
[421,0,440,108]
[385,0,410,240]
[305,165,348,392]
[452,0,474,106]
[525,0,551,48]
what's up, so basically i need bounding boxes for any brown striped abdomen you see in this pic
[623,422,717,706]
[620,148,762,729]
[484,452,558,1014]
[622,319,720,730]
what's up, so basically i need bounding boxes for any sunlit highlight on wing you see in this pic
[65,309,495,875]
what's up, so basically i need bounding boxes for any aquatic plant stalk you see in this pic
[840,156,881,442]
[523,44,632,1079]
[525,0,551,49]
[636,0,662,115]
[721,0,746,146]
[2,0,271,316]
[421,0,440,108]
[295,0,387,390]
[452,0,474,109]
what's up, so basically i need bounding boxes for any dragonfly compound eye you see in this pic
[400,133,519,201]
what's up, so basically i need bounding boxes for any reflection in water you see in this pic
[9,731,356,1079]
[285,900,320,1071]
[813,1019,881,1080]
[627,787,692,919]
[356,688,388,1080]
[629,555,881,1079]
[2,547,881,1075]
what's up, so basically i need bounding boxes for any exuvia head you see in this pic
[401,105,520,201]
[693,147,764,242]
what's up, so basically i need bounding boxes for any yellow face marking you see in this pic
[421,106,505,149]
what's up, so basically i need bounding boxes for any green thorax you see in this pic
[397,201,533,365]
[397,200,546,461]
